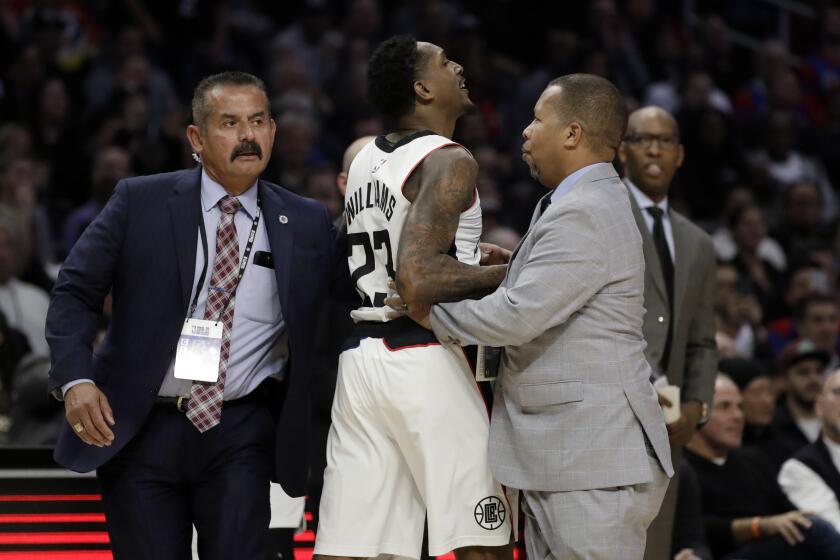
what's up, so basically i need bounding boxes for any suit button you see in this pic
[658,316,665,323]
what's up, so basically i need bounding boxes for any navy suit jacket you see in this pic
[47,166,336,497]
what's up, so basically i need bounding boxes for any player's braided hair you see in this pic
[367,35,422,121]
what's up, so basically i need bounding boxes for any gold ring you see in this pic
[73,422,84,433]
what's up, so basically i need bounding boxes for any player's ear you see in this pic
[414,80,433,103]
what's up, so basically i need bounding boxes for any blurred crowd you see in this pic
[5,0,840,555]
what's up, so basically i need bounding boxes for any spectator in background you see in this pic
[714,260,767,360]
[712,187,787,271]
[795,294,840,370]
[685,374,840,559]
[0,206,49,357]
[720,358,776,446]
[774,181,828,261]
[779,368,840,533]
[301,164,341,221]
[726,204,785,319]
[748,110,837,221]
[0,309,33,444]
[671,461,713,560]
[60,146,132,258]
[765,339,830,470]
[0,155,54,292]
[767,261,831,356]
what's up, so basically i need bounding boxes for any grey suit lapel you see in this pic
[507,190,551,266]
[625,183,668,302]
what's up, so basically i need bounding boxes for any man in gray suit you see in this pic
[397,74,673,558]
[618,107,718,560]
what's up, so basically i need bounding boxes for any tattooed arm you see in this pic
[396,146,506,304]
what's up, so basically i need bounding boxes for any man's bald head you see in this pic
[337,135,376,197]
[626,106,679,136]
[342,135,376,173]
[546,74,628,155]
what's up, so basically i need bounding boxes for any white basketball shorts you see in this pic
[314,337,511,558]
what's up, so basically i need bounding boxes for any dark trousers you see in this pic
[723,516,840,560]
[97,399,274,560]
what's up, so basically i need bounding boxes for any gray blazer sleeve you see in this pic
[431,202,607,347]
[680,239,718,408]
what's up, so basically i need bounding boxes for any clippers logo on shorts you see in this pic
[474,496,506,530]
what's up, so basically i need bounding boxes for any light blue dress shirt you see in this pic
[550,162,616,204]
[63,169,288,400]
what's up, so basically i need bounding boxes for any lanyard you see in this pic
[188,195,262,322]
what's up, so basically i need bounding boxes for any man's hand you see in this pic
[666,400,704,447]
[760,511,813,546]
[64,382,115,447]
[479,242,512,266]
[384,281,432,329]
[673,549,701,560]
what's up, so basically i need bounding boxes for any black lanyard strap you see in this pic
[189,194,262,322]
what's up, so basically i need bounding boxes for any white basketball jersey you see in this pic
[345,132,482,322]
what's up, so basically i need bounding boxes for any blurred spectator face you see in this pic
[799,300,839,353]
[0,227,17,285]
[732,206,766,254]
[276,115,316,169]
[92,147,131,203]
[704,15,732,54]
[40,78,69,124]
[304,169,341,220]
[619,107,684,201]
[785,181,821,230]
[767,111,795,159]
[0,158,36,213]
[116,26,146,58]
[187,85,276,189]
[122,93,149,133]
[345,0,381,39]
[0,124,33,159]
[698,376,745,453]
[757,40,788,82]
[784,357,826,408]
[787,267,824,308]
[769,69,802,112]
[741,376,775,427]
[682,72,714,109]
[816,370,840,440]
[716,263,738,306]
[119,55,152,91]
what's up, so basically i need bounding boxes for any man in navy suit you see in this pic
[46,71,336,559]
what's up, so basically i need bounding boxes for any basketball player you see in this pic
[313,35,513,560]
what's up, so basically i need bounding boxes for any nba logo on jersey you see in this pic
[371,158,386,173]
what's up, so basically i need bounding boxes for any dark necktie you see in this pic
[646,206,674,371]
[186,196,241,432]
[539,190,554,215]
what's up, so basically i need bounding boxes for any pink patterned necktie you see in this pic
[186,195,241,432]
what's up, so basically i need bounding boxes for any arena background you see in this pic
[1,0,838,558]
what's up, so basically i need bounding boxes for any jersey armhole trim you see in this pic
[399,142,463,198]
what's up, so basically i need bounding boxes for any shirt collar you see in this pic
[823,434,840,464]
[551,162,614,203]
[626,178,669,215]
[201,168,259,218]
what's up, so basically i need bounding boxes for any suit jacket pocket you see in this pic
[517,379,583,409]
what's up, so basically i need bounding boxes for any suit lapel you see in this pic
[260,182,292,318]
[671,211,690,333]
[626,184,668,303]
[508,191,551,267]
[168,167,202,315]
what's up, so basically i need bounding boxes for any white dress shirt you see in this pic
[626,179,675,263]
[778,436,840,532]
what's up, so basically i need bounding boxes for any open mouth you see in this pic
[459,79,467,90]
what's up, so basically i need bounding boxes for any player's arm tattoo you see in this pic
[396,147,506,304]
